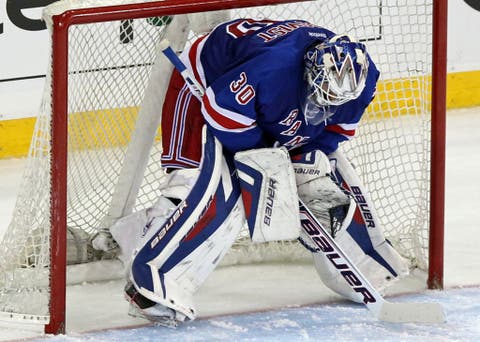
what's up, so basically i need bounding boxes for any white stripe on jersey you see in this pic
[336,123,358,131]
[180,35,208,90]
[201,87,256,132]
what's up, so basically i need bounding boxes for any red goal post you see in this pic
[0,0,447,335]
[429,0,448,291]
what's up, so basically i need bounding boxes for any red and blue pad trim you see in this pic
[233,160,264,238]
[330,160,398,277]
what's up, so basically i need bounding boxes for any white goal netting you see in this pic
[0,0,433,324]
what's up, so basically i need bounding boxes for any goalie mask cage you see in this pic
[0,0,446,335]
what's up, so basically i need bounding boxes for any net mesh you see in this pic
[0,0,433,322]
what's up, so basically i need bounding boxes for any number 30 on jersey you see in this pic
[229,72,255,105]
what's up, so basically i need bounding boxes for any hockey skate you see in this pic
[124,282,187,327]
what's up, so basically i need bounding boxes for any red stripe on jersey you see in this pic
[325,124,356,138]
[170,87,190,157]
[202,93,255,130]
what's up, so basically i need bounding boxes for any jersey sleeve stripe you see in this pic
[325,123,357,139]
[183,34,209,90]
[201,88,256,132]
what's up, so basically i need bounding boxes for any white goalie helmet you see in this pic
[304,35,369,107]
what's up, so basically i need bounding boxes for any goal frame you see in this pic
[46,0,447,334]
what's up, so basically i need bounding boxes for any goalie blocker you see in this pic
[234,146,300,243]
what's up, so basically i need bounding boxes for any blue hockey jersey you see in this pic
[180,18,379,155]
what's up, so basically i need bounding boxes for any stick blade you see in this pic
[378,302,446,323]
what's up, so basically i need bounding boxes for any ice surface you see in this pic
[26,288,480,342]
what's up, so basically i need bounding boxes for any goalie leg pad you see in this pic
[234,147,300,243]
[310,150,409,302]
[129,128,245,320]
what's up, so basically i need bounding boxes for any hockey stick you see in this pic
[159,39,446,324]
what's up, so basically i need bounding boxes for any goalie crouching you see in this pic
[103,17,409,326]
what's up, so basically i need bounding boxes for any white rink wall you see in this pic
[0,0,479,120]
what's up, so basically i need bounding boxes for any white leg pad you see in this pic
[299,150,409,302]
[312,232,409,302]
[129,129,246,320]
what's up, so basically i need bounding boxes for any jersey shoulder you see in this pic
[202,19,335,68]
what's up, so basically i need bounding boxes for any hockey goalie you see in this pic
[100,15,409,326]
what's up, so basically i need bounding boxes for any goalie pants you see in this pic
[161,69,204,169]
